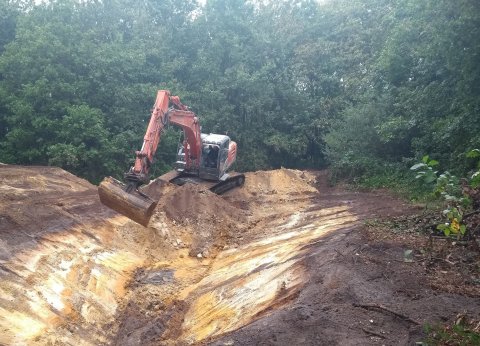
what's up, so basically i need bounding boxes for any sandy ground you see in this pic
[0,165,479,345]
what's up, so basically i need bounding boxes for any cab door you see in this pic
[199,144,221,181]
[218,147,229,176]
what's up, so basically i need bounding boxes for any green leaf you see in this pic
[404,249,414,262]
[428,159,439,167]
[471,171,480,188]
[422,155,429,164]
[459,225,466,235]
[466,149,480,158]
[437,224,447,231]
[410,163,427,170]
[444,194,458,201]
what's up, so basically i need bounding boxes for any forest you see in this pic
[0,0,479,186]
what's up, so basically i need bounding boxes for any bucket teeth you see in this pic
[98,177,156,226]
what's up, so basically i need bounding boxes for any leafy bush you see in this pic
[411,151,480,238]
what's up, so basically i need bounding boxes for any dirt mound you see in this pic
[161,184,246,223]
[147,183,248,258]
[146,169,316,257]
[244,168,317,194]
[223,169,317,205]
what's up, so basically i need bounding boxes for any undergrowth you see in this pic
[421,314,480,346]
[329,163,432,202]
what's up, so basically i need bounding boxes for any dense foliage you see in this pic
[411,151,480,238]
[0,0,478,184]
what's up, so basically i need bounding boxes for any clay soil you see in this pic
[0,165,479,345]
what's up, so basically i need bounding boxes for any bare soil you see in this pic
[0,165,479,345]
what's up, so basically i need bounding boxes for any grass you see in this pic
[347,169,433,202]
[421,318,480,346]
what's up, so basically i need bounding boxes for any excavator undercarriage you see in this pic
[166,171,245,194]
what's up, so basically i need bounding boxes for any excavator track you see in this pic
[210,173,245,194]
[160,171,245,195]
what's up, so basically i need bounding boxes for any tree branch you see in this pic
[353,303,420,325]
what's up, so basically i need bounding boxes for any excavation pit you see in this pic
[1,166,479,345]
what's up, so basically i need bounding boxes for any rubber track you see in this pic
[210,174,245,194]
[167,173,245,195]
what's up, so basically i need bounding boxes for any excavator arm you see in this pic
[98,90,202,226]
[125,90,202,187]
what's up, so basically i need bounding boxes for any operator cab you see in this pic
[199,133,230,181]
[174,133,233,181]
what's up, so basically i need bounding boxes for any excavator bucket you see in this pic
[98,177,157,226]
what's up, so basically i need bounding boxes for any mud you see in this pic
[0,166,479,345]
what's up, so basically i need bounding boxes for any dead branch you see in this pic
[361,327,386,339]
[464,209,480,219]
[353,303,420,325]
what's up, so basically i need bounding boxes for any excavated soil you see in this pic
[0,165,479,345]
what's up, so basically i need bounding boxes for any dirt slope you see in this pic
[0,166,479,345]
[0,166,157,345]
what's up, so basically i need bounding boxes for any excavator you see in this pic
[98,90,245,226]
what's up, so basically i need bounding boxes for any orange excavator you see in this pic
[98,90,245,226]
